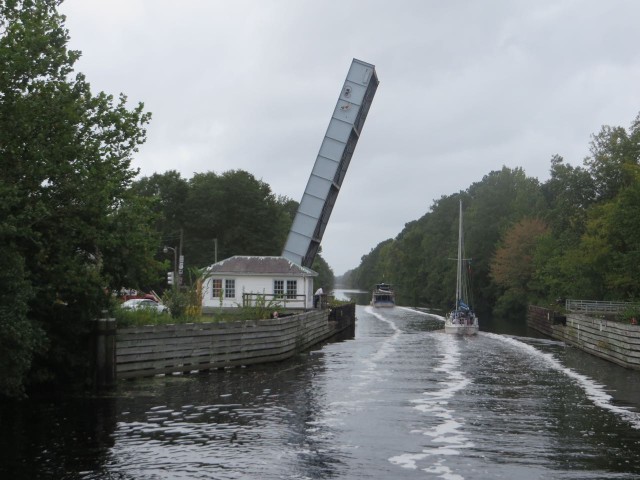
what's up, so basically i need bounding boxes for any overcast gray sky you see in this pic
[60,0,640,275]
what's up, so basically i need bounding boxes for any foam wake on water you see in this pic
[389,333,472,480]
[364,306,402,363]
[397,306,446,322]
[482,332,640,430]
[306,306,404,431]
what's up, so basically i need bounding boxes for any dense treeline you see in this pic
[0,0,332,399]
[130,170,335,293]
[347,114,640,319]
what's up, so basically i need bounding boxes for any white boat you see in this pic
[445,201,479,335]
[371,283,395,307]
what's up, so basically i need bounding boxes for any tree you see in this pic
[351,238,394,294]
[311,248,335,293]
[0,251,43,398]
[0,0,154,396]
[541,155,595,238]
[569,169,640,300]
[463,167,545,314]
[491,218,549,293]
[131,170,189,242]
[131,168,336,296]
[536,116,640,301]
[490,218,549,316]
[584,120,640,202]
[183,170,291,268]
[387,194,461,307]
[131,171,189,292]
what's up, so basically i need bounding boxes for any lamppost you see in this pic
[163,245,177,287]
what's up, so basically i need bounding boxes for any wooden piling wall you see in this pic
[527,305,556,337]
[528,306,640,370]
[115,305,354,379]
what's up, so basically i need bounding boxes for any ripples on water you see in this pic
[2,304,640,479]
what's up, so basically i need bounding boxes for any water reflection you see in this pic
[102,355,340,480]
[0,396,117,479]
[332,288,369,305]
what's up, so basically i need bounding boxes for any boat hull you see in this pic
[444,323,479,335]
[372,300,395,308]
[445,310,479,335]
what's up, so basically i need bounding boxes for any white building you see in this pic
[201,256,318,310]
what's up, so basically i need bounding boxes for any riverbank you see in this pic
[118,304,355,379]
[92,303,356,385]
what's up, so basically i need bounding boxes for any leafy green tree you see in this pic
[490,218,549,316]
[183,169,292,268]
[351,238,394,294]
[131,168,336,297]
[568,169,640,300]
[131,170,189,243]
[131,171,189,291]
[491,218,549,294]
[0,0,155,396]
[387,226,424,304]
[277,195,299,223]
[585,118,640,201]
[311,249,335,293]
[541,155,595,238]
[535,157,599,303]
[0,251,44,397]
[528,232,566,301]
[387,194,461,307]
[413,195,462,308]
[536,114,640,302]
[464,167,545,313]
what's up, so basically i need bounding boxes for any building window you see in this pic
[225,279,235,298]
[286,280,297,299]
[211,279,222,298]
[274,280,284,298]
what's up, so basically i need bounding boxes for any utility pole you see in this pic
[178,228,184,286]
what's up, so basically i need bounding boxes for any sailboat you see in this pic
[445,200,479,335]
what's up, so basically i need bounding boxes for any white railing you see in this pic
[242,293,308,309]
[565,299,638,314]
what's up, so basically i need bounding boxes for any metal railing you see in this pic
[565,299,638,314]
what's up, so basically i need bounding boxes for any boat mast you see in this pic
[456,200,463,310]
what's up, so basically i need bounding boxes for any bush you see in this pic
[238,294,283,320]
[113,308,183,328]
[620,306,640,325]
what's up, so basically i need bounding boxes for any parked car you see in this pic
[121,298,169,314]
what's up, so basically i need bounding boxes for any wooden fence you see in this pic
[114,307,352,380]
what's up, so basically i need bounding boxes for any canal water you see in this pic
[2,297,640,479]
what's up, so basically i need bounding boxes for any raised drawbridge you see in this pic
[282,58,379,267]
